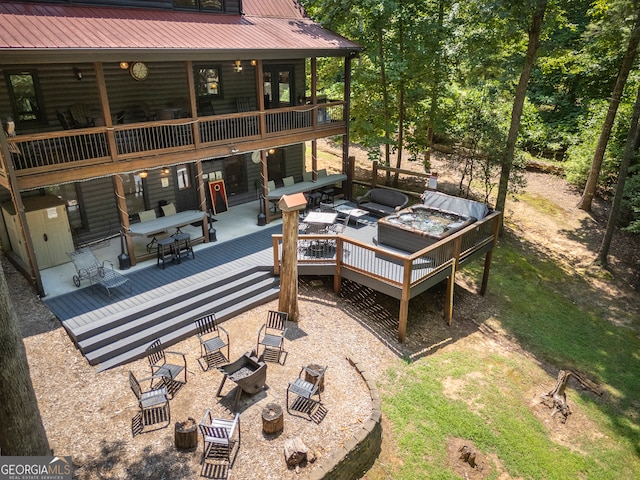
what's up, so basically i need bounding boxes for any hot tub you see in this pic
[377,204,476,252]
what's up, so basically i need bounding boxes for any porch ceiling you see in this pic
[0,2,362,63]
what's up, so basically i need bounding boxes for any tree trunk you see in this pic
[425,0,446,173]
[0,263,50,455]
[578,16,640,212]
[495,0,548,229]
[378,27,392,185]
[596,83,640,265]
[393,21,405,187]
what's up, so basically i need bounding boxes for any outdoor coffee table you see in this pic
[335,204,369,226]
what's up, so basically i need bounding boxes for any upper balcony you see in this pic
[4,101,346,191]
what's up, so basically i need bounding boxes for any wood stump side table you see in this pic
[305,364,325,392]
[175,417,198,451]
[262,403,284,434]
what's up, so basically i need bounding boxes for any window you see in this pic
[263,65,294,109]
[194,66,222,98]
[174,0,224,12]
[177,166,192,190]
[123,173,146,216]
[5,70,45,125]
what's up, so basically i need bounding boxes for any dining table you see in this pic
[128,210,206,238]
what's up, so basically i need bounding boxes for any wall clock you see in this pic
[251,151,262,164]
[130,62,149,81]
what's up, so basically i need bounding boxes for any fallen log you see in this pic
[540,370,602,423]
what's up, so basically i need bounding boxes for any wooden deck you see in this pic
[43,204,500,369]
[44,224,283,370]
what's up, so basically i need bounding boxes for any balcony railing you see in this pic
[6,102,345,173]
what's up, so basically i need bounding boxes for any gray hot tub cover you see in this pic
[420,191,489,220]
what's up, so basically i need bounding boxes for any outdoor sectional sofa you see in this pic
[356,188,409,217]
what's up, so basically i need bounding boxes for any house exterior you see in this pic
[0,0,362,295]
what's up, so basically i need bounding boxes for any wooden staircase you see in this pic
[63,266,279,371]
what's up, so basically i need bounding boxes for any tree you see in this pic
[495,0,548,220]
[596,82,640,265]
[0,262,50,455]
[577,5,640,212]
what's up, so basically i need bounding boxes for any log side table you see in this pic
[175,417,198,451]
[262,403,284,434]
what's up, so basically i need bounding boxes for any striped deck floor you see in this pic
[44,224,284,330]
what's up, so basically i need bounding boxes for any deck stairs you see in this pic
[64,266,279,371]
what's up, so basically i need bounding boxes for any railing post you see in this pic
[334,236,343,294]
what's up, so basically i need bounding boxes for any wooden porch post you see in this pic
[113,175,135,266]
[185,61,201,148]
[195,160,210,243]
[311,58,317,128]
[94,63,117,157]
[311,58,318,180]
[342,55,353,199]
[255,60,270,222]
[277,194,307,321]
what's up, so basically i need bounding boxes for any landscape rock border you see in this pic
[306,357,382,480]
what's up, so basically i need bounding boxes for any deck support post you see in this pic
[444,264,455,325]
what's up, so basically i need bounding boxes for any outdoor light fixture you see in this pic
[119,61,129,70]
[73,68,83,80]
[161,167,171,174]
[234,60,243,73]
[268,148,276,155]
[138,171,148,179]
[250,59,257,66]
[230,146,239,154]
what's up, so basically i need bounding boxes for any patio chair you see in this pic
[67,248,132,299]
[256,310,288,364]
[129,371,170,431]
[145,339,187,398]
[199,410,240,470]
[286,365,328,421]
[195,313,230,371]
[328,214,350,234]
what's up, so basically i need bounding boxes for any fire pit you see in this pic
[216,352,267,410]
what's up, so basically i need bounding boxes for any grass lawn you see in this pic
[365,235,640,479]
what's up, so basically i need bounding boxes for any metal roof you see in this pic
[0,1,362,62]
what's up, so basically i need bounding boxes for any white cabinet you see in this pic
[2,195,75,269]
